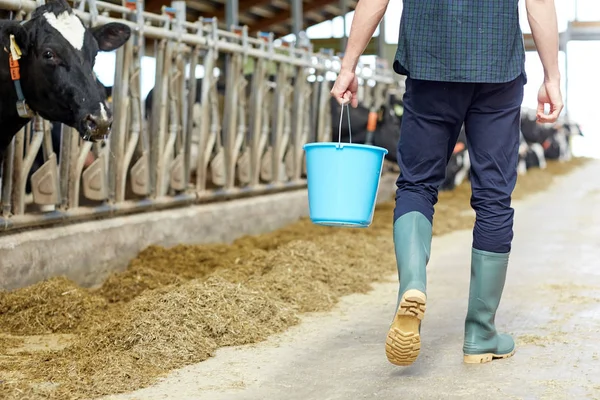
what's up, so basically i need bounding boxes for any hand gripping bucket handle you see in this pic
[303,100,389,228]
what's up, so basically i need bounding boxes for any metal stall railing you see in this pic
[0,0,396,232]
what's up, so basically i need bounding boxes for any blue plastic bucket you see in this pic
[303,104,388,228]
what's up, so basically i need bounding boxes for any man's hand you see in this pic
[330,68,359,108]
[328,0,389,107]
[526,0,561,124]
[536,80,563,124]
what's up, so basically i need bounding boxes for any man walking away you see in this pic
[330,0,563,366]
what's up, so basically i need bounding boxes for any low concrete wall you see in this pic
[0,174,398,291]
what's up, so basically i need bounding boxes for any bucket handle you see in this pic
[337,103,352,149]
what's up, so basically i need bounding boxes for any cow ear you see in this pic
[91,23,131,52]
[0,21,31,57]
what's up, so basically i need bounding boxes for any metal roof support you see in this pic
[291,0,303,38]
[563,43,570,121]
[377,16,385,57]
[339,0,348,50]
[226,0,239,27]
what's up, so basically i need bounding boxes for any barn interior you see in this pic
[1,1,600,399]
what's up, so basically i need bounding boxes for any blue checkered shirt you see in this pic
[393,0,526,83]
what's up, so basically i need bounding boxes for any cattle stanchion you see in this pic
[286,42,311,182]
[11,120,54,214]
[167,2,188,192]
[179,19,202,191]
[68,132,94,205]
[149,10,170,197]
[9,128,25,215]
[160,46,184,194]
[262,42,293,183]
[1,140,15,218]
[194,18,218,193]
[221,26,246,190]
[0,0,397,232]
[315,50,333,144]
[56,123,70,210]
[129,0,150,197]
[246,32,271,187]
[107,28,131,203]
[29,119,60,209]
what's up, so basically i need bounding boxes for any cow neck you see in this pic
[7,22,35,119]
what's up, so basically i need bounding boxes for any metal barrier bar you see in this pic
[0,0,395,82]
[0,181,308,232]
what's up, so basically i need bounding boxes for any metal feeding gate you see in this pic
[0,0,396,232]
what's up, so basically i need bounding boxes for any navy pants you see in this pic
[393,74,525,254]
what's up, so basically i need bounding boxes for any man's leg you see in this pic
[462,74,525,364]
[387,78,472,366]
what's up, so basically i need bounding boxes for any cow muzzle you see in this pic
[81,109,113,141]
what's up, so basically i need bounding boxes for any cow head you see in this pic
[14,0,130,141]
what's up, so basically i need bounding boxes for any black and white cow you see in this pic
[517,130,531,175]
[0,0,130,165]
[373,94,403,163]
[29,84,113,179]
[520,112,550,169]
[440,125,470,191]
[542,121,583,161]
[521,111,583,166]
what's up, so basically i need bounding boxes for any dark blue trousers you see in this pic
[393,74,525,254]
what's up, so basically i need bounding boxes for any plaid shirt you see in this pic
[393,0,526,83]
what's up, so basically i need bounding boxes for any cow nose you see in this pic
[83,112,113,140]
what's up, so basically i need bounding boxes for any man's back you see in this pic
[393,0,526,83]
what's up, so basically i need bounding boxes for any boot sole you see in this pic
[463,349,516,364]
[385,289,426,366]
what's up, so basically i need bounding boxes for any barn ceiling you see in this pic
[142,0,359,36]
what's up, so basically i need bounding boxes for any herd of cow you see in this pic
[24,82,582,199]
[332,95,584,191]
[0,0,583,204]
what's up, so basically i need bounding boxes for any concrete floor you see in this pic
[102,160,600,400]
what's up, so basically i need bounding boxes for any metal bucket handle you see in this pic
[337,102,352,149]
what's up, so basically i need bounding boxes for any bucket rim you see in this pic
[303,142,389,154]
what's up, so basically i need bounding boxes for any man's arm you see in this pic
[331,0,390,106]
[525,0,563,123]
[340,0,390,73]
[525,0,560,82]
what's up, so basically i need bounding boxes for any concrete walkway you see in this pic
[103,160,600,400]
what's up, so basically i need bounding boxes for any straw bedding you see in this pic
[0,157,589,400]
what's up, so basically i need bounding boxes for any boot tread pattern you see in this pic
[463,348,515,364]
[385,289,426,366]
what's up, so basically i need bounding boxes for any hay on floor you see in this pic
[0,157,590,400]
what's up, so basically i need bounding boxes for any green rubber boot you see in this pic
[385,211,432,366]
[463,248,515,364]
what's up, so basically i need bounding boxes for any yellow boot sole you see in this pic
[463,348,516,364]
[385,289,426,366]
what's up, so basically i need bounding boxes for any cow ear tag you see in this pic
[9,34,22,61]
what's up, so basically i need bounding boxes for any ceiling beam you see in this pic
[144,0,169,13]
[248,0,339,33]
[185,1,219,13]
[251,7,276,18]
[212,0,272,19]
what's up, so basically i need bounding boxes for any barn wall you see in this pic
[0,174,397,291]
